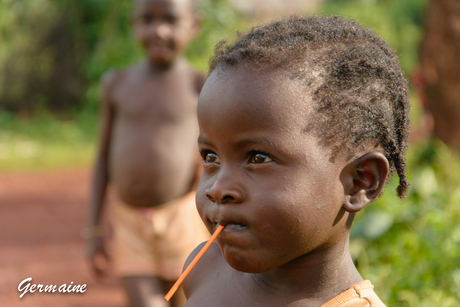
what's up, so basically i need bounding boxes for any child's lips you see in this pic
[214,221,247,232]
[215,221,251,248]
[150,45,170,55]
[222,223,247,232]
[211,218,253,247]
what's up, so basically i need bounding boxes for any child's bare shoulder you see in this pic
[174,62,206,96]
[99,63,151,107]
[99,68,131,102]
[101,61,149,88]
[182,242,224,298]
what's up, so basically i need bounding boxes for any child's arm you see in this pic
[85,71,120,280]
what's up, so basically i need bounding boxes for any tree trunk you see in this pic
[420,0,460,150]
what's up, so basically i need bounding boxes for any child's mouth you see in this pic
[217,222,247,232]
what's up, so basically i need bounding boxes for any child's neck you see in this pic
[252,238,362,300]
[146,56,187,73]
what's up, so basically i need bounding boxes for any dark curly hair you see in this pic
[209,15,410,198]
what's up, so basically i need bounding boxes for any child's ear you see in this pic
[340,152,389,213]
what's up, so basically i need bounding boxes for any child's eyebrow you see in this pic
[198,136,274,148]
[197,137,212,146]
[232,137,273,148]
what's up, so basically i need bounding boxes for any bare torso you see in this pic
[108,60,204,207]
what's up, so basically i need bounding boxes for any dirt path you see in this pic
[0,169,125,307]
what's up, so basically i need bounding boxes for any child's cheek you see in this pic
[195,183,214,227]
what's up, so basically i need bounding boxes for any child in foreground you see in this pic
[183,15,410,306]
[85,0,208,306]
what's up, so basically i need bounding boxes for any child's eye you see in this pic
[203,152,221,164]
[164,15,177,24]
[141,14,153,24]
[249,152,273,164]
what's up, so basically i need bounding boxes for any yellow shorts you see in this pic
[109,191,209,280]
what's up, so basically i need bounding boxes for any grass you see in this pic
[0,138,95,172]
[0,110,96,172]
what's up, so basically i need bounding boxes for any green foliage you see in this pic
[0,0,57,109]
[0,0,85,111]
[0,109,94,171]
[187,0,246,72]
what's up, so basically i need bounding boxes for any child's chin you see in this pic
[148,53,175,67]
[225,253,268,274]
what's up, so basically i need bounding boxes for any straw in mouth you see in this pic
[164,224,225,301]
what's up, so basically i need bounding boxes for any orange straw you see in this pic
[164,224,225,301]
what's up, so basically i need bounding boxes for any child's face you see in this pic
[132,0,198,67]
[196,65,350,273]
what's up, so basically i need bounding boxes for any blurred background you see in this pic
[0,0,459,306]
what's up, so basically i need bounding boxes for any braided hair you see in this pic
[209,15,410,197]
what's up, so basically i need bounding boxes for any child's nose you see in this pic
[205,172,244,205]
[150,22,172,39]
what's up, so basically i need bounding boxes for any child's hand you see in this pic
[86,236,111,281]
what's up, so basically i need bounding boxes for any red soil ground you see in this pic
[0,169,126,307]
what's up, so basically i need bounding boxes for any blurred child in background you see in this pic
[85,0,208,306]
